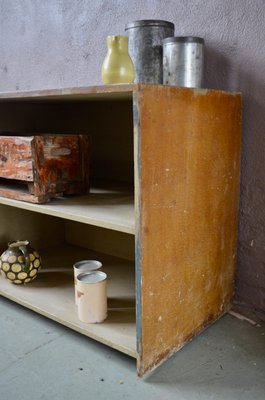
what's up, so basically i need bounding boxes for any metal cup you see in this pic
[73,260,102,305]
[163,36,204,88]
[76,271,107,324]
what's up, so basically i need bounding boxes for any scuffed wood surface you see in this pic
[135,86,242,376]
[0,183,46,203]
[0,136,33,181]
[32,135,90,197]
[0,134,90,203]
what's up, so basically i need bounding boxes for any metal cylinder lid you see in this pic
[125,20,174,30]
[163,36,204,44]
[77,271,107,284]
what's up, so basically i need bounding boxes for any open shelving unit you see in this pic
[0,84,241,376]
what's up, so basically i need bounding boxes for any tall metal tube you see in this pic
[125,20,174,84]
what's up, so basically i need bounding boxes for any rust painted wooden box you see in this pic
[0,134,90,203]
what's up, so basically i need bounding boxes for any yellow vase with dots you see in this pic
[0,240,42,284]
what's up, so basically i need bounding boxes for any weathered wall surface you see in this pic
[0,0,264,311]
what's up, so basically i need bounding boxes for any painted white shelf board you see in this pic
[0,245,137,358]
[0,185,135,234]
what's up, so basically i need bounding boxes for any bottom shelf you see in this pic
[0,244,137,358]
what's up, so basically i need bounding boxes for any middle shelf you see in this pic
[0,184,135,234]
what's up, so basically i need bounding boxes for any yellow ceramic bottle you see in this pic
[101,36,134,84]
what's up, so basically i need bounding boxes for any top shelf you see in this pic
[0,84,136,102]
[0,84,239,103]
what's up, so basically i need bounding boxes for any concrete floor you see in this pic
[0,298,264,400]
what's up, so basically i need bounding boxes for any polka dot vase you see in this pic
[0,240,42,285]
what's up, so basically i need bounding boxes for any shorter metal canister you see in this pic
[163,37,204,88]
[125,20,174,84]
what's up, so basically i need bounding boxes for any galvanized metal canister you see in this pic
[163,37,204,88]
[125,20,174,84]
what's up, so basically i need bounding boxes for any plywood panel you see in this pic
[65,222,135,261]
[59,101,134,183]
[135,86,242,376]
[0,204,65,253]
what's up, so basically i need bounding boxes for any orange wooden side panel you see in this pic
[135,86,242,376]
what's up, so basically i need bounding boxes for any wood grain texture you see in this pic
[0,136,33,181]
[0,183,46,203]
[0,134,90,203]
[32,134,90,198]
[135,86,242,376]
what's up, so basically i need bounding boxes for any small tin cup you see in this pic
[73,260,102,305]
[76,271,107,324]
[163,36,204,88]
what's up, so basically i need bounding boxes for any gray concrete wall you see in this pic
[0,0,264,312]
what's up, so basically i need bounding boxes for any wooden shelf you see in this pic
[0,185,135,234]
[0,84,135,102]
[0,244,137,358]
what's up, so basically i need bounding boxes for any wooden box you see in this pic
[0,134,90,203]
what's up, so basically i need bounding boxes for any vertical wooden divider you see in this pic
[134,86,242,376]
